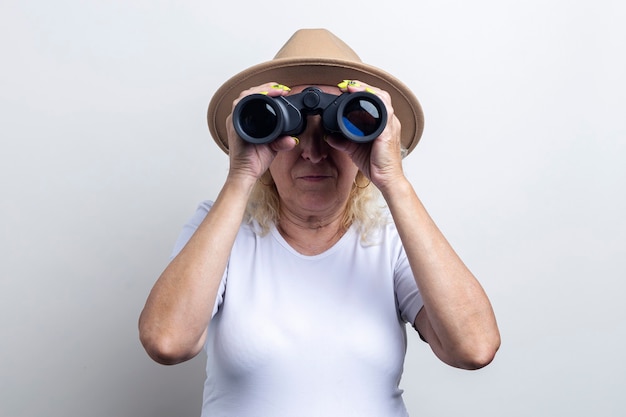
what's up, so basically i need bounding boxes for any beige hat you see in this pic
[207,28,424,154]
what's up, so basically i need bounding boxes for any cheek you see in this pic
[268,154,301,194]
[337,154,359,179]
[337,161,360,191]
[268,154,290,180]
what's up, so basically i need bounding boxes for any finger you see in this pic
[337,79,377,94]
[324,133,359,155]
[264,83,292,97]
[269,135,299,152]
[231,82,292,112]
[240,82,291,98]
[338,79,366,93]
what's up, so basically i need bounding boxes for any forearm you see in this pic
[139,175,256,364]
[381,178,500,368]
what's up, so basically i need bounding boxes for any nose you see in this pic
[298,115,329,163]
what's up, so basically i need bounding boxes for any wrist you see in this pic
[224,171,259,195]
[378,175,413,203]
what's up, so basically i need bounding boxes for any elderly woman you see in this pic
[139,29,500,417]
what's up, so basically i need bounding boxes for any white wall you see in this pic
[1,1,624,416]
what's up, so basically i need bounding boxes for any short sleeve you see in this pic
[170,200,226,318]
[394,245,424,326]
[170,201,214,258]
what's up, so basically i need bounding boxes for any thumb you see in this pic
[325,135,372,164]
[324,134,357,155]
[270,136,299,152]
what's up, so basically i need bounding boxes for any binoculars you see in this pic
[232,87,388,144]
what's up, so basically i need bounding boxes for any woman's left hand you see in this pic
[324,80,405,193]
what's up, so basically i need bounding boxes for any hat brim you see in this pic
[207,58,424,155]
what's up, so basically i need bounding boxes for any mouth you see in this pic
[299,175,331,181]
[296,171,333,182]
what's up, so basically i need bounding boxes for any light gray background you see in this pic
[1,0,624,416]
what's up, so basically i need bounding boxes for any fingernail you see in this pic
[272,84,291,91]
[259,91,268,95]
[337,80,350,89]
[365,87,376,94]
[292,136,300,145]
[348,80,360,87]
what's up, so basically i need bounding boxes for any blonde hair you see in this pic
[245,170,388,243]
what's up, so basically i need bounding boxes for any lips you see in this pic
[297,174,332,181]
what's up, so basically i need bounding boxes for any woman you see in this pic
[139,29,500,416]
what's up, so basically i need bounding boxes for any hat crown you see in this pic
[273,29,362,63]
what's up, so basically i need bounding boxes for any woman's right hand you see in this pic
[225,82,298,182]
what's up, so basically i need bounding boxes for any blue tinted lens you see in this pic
[342,99,381,137]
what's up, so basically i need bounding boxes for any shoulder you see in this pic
[191,200,260,233]
[356,207,400,247]
[170,200,259,258]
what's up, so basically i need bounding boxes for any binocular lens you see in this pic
[238,100,278,139]
[341,99,382,137]
[233,87,387,144]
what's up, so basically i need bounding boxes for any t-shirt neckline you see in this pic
[269,224,356,260]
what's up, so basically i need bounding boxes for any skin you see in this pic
[139,81,501,369]
[267,85,360,254]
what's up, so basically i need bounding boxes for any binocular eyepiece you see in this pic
[232,87,387,144]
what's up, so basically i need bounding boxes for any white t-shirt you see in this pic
[172,201,424,417]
